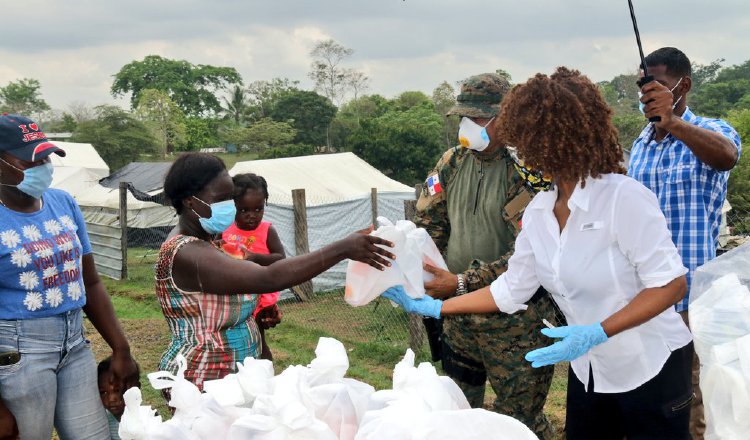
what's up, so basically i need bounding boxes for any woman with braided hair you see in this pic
[383,68,693,439]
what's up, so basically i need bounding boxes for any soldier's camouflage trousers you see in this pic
[441,289,557,440]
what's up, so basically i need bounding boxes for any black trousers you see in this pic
[566,342,694,440]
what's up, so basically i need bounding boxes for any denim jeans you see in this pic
[0,308,109,439]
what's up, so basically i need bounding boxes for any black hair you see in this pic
[232,173,269,201]
[164,153,226,214]
[644,47,691,78]
[97,356,141,378]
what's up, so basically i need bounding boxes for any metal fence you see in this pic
[98,184,750,357]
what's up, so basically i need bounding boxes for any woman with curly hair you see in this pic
[383,68,693,439]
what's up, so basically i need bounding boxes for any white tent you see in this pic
[50,141,110,179]
[230,153,416,293]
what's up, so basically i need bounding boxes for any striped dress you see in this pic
[155,234,260,389]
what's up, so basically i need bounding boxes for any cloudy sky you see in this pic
[1,0,748,111]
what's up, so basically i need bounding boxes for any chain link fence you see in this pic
[115,185,749,362]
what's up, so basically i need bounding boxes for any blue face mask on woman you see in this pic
[0,159,54,199]
[191,197,236,234]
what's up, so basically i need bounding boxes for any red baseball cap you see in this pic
[0,114,66,162]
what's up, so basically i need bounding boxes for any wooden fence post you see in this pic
[403,192,425,352]
[292,189,313,301]
[119,182,128,280]
[370,187,378,228]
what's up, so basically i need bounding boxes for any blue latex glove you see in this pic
[524,323,608,368]
[381,286,443,319]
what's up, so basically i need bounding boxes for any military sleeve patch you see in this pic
[426,174,442,195]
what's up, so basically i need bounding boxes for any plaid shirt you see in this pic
[628,108,742,312]
[155,235,260,389]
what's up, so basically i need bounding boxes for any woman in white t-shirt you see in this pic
[384,68,693,439]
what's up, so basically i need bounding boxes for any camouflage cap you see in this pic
[446,73,512,118]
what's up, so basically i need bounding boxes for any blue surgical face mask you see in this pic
[639,77,684,115]
[191,197,236,234]
[0,159,54,199]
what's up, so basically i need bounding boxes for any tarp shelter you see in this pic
[98,162,176,247]
[99,162,172,201]
[50,141,110,179]
[229,152,416,293]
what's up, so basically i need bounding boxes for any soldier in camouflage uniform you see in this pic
[414,73,557,439]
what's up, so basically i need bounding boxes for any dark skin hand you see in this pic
[171,171,395,295]
[255,304,282,329]
[0,402,18,440]
[423,263,458,299]
[639,65,738,171]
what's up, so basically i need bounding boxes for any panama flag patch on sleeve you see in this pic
[427,174,442,195]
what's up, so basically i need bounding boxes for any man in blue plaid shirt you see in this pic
[628,47,742,440]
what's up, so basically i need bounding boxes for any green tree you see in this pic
[43,112,78,133]
[111,55,241,116]
[245,78,299,121]
[691,60,750,117]
[0,78,50,116]
[71,106,159,170]
[269,90,337,147]
[691,58,725,89]
[258,143,316,159]
[219,118,296,152]
[245,118,297,150]
[726,109,750,232]
[392,91,431,111]
[350,105,444,184]
[308,39,353,106]
[329,94,391,151]
[432,81,458,149]
[135,89,187,158]
[612,113,647,151]
[184,117,221,151]
[598,73,640,116]
[222,85,249,125]
[345,69,369,123]
[495,69,513,84]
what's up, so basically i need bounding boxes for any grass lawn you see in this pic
[92,248,568,438]
[136,151,259,170]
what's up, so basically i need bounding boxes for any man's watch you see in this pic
[456,274,468,296]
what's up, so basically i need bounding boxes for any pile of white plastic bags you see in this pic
[119,337,538,440]
[689,242,750,439]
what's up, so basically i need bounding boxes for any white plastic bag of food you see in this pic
[688,242,750,439]
[357,349,497,440]
[229,394,338,440]
[344,217,448,307]
[147,355,243,439]
[235,357,275,406]
[118,387,163,440]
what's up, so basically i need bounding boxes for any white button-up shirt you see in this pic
[490,174,692,393]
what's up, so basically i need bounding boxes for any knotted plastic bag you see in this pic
[118,387,163,440]
[147,354,243,439]
[344,217,448,307]
[689,242,750,439]
[356,349,536,439]
[303,338,374,440]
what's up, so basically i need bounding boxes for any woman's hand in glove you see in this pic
[381,286,443,319]
[524,323,608,368]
